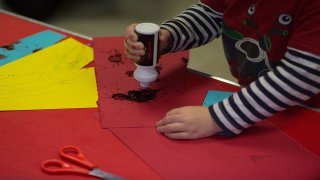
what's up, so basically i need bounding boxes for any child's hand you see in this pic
[124,23,145,61]
[156,106,222,139]
[124,23,172,61]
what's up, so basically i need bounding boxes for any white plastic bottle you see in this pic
[133,23,160,88]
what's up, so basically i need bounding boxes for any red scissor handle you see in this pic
[41,159,89,175]
[60,146,96,169]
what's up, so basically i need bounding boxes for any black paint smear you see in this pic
[155,65,162,75]
[126,70,134,77]
[249,155,271,163]
[0,41,20,50]
[181,57,189,64]
[1,44,14,50]
[0,55,6,60]
[108,49,122,63]
[32,48,42,53]
[112,89,159,102]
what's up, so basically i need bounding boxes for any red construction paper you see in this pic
[0,109,161,180]
[268,106,320,156]
[107,72,320,179]
[110,121,320,180]
[94,37,188,128]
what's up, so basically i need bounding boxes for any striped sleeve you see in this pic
[160,1,223,52]
[209,48,320,135]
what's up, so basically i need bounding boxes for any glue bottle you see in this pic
[133,23,160,88]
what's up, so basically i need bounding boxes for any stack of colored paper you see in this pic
[0,30,98,111]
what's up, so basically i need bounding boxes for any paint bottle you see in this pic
[134,23,160,88]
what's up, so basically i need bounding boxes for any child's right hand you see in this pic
[124,23,172,61]
[156,106,222,139]
[124,23,145,61]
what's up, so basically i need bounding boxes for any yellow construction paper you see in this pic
[0,68,98,111]
[0,38,93,73]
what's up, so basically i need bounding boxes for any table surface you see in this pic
[1,9,320,180]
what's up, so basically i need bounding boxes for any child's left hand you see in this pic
[156,106,222,139]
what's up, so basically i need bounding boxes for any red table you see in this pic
[1,9,319,180]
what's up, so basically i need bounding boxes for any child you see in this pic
[124,0,320,139]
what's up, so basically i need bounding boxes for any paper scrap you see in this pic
[0,68,97,111]
[0,38,93,73]
[202,90,233,106]
[0,30,66,66]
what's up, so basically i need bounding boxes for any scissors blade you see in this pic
[89,168,125,180]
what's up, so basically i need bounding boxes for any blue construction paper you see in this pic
[0,30,66,66]
[202,90,233,107]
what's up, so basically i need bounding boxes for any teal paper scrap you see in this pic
[0,30,66,66]
[202,90,233,107]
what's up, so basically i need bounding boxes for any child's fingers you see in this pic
[125,52,141,62]
[164,132,193,139]
[156,114,184,126]
[124,44,145,56]
[124,37,145,61]
[156,122,185,133]
[125,23,138,41]
[125,38,144,50]
[165,107,183,116]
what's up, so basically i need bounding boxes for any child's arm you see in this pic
[158,0,320,139]
[157,46,320,139]
[160,1,223,53]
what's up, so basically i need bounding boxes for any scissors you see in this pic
[41,146,125,180]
